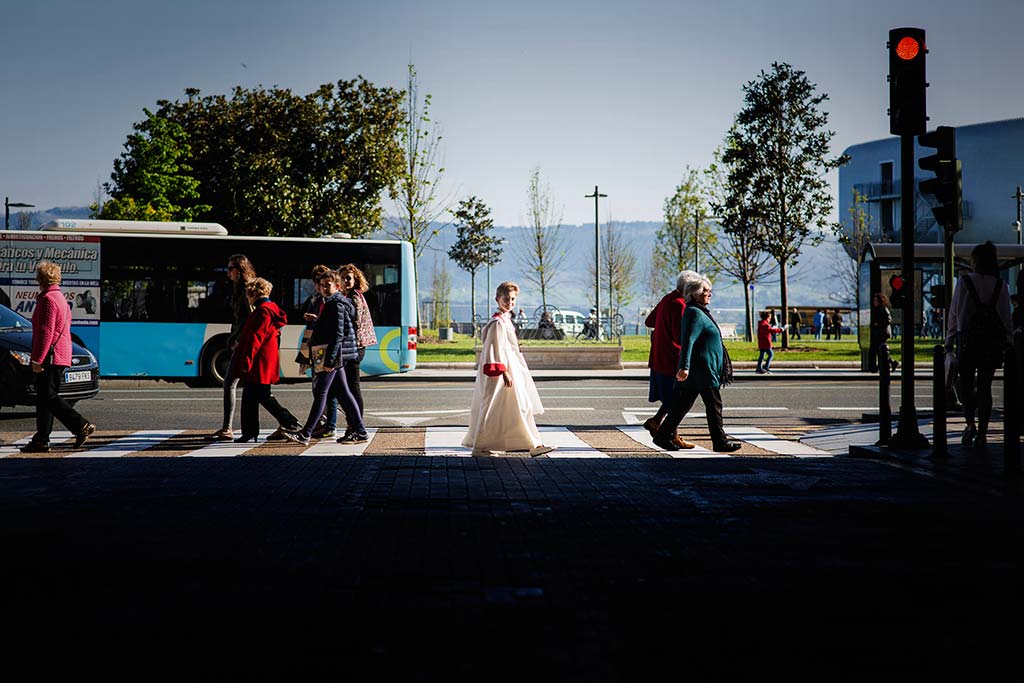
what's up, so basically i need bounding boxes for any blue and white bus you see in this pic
[0,219,418,382]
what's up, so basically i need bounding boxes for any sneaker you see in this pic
[75,422,96,448]
[529,445,556,457]
[203,428,234,442]
[337,432,369,444]
[282,431,310,446]
[19,441,51,454]
[642,417,661,438]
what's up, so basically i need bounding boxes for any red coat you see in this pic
[232,299,287,384]
[646,289,686,377]
[757,319,784,351]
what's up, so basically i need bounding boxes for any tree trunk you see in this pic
[743,281,753,342]
[780,259,789,350]
[470,270,476,330]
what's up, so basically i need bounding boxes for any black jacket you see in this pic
[308,292,358,368]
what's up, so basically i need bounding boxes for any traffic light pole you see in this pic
[890,132,930,450]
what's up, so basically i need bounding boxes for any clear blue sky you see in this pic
[3,0,1021,227]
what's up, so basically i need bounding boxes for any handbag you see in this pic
[310,344,330,373]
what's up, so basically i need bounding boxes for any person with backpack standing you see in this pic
[946,241,1012,448]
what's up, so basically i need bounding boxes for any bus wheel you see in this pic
[202,341,232,387]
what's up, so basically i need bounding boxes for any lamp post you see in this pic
[5,196,35,231]
[585,186,607,337]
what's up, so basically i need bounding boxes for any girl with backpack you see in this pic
[946,241,1012,448]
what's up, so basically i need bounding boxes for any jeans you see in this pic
[33,365,88,444]
[655,383,727,446]
[756,348,774,372]
[298,368,365,439]
[240,383,300,438]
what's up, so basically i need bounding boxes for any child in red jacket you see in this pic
[756,310,784,374]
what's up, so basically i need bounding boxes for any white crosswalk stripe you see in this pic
[66,430,185,458]
[424,427,474,457]
[725,426,832,458]
[537,426,606,458]
[0,431,74,457]
[302,428,378,455]
[180,429,276,457]
[617,425,723,458]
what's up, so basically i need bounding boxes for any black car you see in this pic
[0,303,100,408]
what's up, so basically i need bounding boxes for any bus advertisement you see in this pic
[0,220,418,382]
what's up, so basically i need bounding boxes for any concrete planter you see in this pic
[438,327,455,341]
[475,345,623,370]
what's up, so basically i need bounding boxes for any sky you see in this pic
[2,0,1022,228]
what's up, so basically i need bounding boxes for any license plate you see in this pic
[64,370,91,383]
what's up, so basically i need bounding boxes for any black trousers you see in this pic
[240,383,300,438]
[958,359,997,432]
[34,365,88,444]
[655,383,727,446]
[342,347,366,422]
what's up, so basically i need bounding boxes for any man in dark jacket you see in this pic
[285,270,367,446]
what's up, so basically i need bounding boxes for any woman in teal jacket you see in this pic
[653,276,741,453]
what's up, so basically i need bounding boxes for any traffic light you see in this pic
[889,273,910,308]
[918,126,963,233]
[888,27,927,136]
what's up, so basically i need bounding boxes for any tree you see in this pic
[153,78,405,237]
[428,254,453,331]
[706,142,778,341]
[723,62,848,348]
[655,167,719,285]
[15,211,34,231]
[97,108,209,221]
[385,64,456,312]
[448,196,502,325]
[516,166,566,311]
[586,218,638,317]
[834,188,881,315]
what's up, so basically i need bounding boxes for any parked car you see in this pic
[553,310,588,337]
[0,303,100,408]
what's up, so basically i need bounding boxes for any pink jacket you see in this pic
[32,285,73,367]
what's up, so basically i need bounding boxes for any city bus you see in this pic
[0,219,418,382]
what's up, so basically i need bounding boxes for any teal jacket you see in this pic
[676,305,724,390]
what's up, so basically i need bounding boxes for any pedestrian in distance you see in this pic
[870,293,899,373]
[20,261,96,453]
[788,309,802,340]
[463,281,555,456]
[653,276,741,453]
[946,241,1012,449]
[823,309,833,340]
[831,308,843,341]
[338,263,377,441]
[205,253,257,442]
[642,270,701,449]
[284,270,368,446]
[755,310,784,374]
[768,308,779,343]
[231,278,302,443]
[813,308,824,340]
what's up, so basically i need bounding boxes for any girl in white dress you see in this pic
[463,282,556,456]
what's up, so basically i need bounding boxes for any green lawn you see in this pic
[416,331,942,363]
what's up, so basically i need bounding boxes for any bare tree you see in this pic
[428,254,453,331]
[834,188,883,317]
[585,218,638,317]
[385,64,457,320]
[15,211,34,231]
[516,166,566,311]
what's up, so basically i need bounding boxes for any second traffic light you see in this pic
[918,126,963,233]
[889,273,911,308]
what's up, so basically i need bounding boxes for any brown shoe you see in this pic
[671,435,696,449]
[643,417,661,437]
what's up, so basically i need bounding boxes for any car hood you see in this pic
[0,329,92,357]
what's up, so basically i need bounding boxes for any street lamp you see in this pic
[585,186,607,337]
[5,197,35,230]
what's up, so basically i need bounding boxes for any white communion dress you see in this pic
[463,312,546,453]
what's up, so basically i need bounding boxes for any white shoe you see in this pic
[471,448,492,456]
[529,445,556,457]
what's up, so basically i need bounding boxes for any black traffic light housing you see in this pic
[889,273,911,308]
[918,126,963,233]
[888,27,927,136]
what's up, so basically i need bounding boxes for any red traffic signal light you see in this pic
[890,274,905,291]
[889,272,910,307]
[888,27,927,136]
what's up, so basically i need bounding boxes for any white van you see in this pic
[552,310,588,337]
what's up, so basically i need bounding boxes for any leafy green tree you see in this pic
[448,196,502,325]
[152,78,405,237]
[706,142,778,341]
[723,62,848,348]
[516,166,566,311]
[96,109,209,221]
[385,64,456,312]
[656,167,719,285]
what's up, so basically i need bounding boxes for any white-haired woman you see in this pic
[643,270,701,449]
[653,277,740,453]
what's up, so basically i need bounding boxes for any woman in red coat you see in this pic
[231,278,301,443]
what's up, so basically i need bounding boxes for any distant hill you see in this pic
[8,208,855,335]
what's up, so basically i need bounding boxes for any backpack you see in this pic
[959,275,1007,366]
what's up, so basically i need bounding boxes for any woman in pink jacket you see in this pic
[21,261,96,453]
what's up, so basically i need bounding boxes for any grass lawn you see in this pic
[416,330,942,363]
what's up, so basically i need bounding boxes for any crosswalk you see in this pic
[0,425,832,459]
